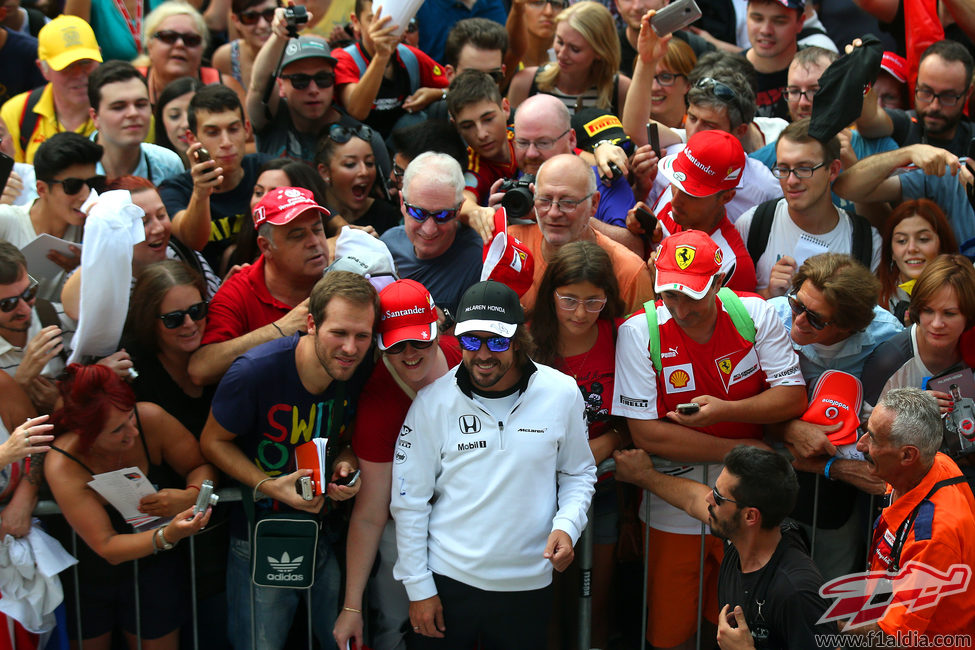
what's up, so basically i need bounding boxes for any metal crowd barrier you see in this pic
[33,458,876,650]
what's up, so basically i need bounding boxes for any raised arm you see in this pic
[337,9,398,120]
[246,7,305,133]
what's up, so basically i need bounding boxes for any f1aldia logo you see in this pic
[817,561,972,628]
[266,551,305,582]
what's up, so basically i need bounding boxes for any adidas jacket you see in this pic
[390,360,596,600]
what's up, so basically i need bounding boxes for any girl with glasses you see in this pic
[135,1,246,106]
[508,1,630,117]
[316,124,400,235]
[528,240,629,649]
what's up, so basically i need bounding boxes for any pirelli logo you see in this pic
[620,395,648,408]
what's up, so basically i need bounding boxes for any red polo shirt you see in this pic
[201,255,295,346]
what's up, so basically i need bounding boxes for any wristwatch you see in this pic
[155,527,175,551]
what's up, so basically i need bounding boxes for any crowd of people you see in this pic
[0,0,974,648]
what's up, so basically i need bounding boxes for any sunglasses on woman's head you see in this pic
[159,301,209,329]
[152,30,203,47]
[237,7,276,24]
[0,276,38,312]
[458,334,512,352]
[327,123,374,143]
[282,71,336,90]
[403,203,459,224]
[44,175,106,195]
[385,338,435,355]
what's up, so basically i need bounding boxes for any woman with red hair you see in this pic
[877,199,959,325]
[43,364,215,649]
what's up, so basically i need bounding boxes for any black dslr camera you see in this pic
[284,5,308,37]
[499,174,535,219]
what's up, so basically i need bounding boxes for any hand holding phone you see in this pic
[334,469,361,487]
[676,402,700,415]
[646,122,660,157]
[650,0,702,36]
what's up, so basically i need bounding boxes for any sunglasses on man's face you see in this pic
[458,334,512,353]
[0,276,38,313]
[159,301,209,329]
[404,202,459,224]
[44,175,105,195]
[385,338,435,355]
[787,294,832,330]
[282,71,336,90]
[237,7,276,25]
[152,30,204,47]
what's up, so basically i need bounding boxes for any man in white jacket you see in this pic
[390,280,596,649]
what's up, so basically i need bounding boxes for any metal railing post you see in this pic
[578,499,593,650]
[810,473,821,558]
[189,534,199,650]
[695,465,710,650]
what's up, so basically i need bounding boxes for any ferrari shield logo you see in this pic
[675,245,696,269]
[718,359,732,375]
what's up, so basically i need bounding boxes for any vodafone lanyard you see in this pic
[114,0,144,52]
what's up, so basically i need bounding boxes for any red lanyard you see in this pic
[114,0,144,52]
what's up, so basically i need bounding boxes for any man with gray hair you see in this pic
[851,387,975,640]
[380,151,483,317]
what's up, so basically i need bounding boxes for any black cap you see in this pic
[572,107,631,153]
[454,281,524,337]
[809,34,883,142]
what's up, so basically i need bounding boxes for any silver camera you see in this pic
[193,479,219,514]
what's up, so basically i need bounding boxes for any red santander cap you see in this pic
[252,187,329,228]
[654,230,723,299]
[377,279,438,351]
[880,51,908,83]
[658,130,745,197]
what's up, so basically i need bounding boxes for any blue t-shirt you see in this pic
[90,0,166,63]
[211,334,373,534]
[899,169,975,257]
[381,224,483,317]
[0,28,45,106]
[415,0,506,63]
[590,165,634,228]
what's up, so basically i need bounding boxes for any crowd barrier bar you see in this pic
[34,456,875,650]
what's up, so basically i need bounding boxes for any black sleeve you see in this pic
[861,331,913,407]
[158,172,194,217]
[885,108,912,146]
[771,588,838,650]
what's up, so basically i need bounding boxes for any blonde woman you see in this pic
[507,1,629,115]
[135,1,246,105]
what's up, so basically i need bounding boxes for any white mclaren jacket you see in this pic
[390,359,597,601]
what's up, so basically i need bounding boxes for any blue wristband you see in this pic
[824,456,838,481]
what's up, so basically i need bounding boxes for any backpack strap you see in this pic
[717,287,756,342]
[848,212,874,268]
[745,198,781,265]
[888,476,967,571]
[644,289,756,374]
[18,86,45,155]
[343,42,369,78]
[396,44,420,94]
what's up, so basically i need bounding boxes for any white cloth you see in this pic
[69,190,144,363]
[0,522,77,633]
[735,199,883,290]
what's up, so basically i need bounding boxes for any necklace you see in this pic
[559,325,599,381]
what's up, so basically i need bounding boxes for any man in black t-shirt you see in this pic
[742,0,806,120]
[857,39,974,157]
[159,85,271,274]
[614,445,837,649]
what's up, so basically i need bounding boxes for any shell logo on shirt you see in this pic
[675,245,695,269]
[664,363,696,393]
